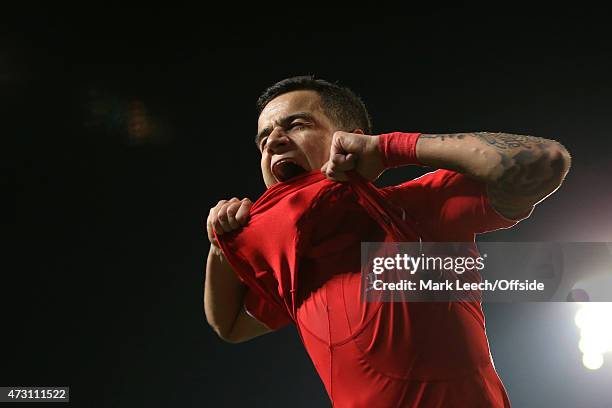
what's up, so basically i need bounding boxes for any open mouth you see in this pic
[272,159,308,182]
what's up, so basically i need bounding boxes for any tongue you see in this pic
[273,161,308,182]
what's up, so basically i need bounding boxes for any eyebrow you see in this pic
[255,112,315,147]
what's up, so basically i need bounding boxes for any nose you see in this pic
[266,128,292,154]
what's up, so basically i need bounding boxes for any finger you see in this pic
[322,159,345,181]
[217,203,236,232]
[206,210,217,244]
[329,153,356,172]
[214,198,239,232]
[320,161,328,174]
[235,198,253,226]
[210,200,227,235]
[218,198,241,231]
[327,169,349,182]
[226,202,241,229]
[322,161,336,179]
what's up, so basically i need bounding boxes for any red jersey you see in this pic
[216,165,526,407]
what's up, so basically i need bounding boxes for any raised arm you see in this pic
[321,131,571,219]
[415,132,571,219]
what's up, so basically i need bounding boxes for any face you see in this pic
[257,90,336,188]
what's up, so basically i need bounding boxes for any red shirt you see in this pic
[216,163,527,407]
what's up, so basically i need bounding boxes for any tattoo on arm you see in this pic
[419,132,569,218]
[487,148,567,216]
[420,132,549,151]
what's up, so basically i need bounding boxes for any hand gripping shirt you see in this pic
[216,156,527,408]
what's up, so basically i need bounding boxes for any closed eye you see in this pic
[258,116,312,152]
[289,122,306,130]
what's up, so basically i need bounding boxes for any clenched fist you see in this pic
[206,197,253,249]
[320,131,384,182]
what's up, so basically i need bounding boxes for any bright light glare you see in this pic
[583,353,604,370]
[575,303,612,370]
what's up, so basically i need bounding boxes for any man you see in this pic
[204,76,571,407]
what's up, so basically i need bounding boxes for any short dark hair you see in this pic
[256,76,372,134]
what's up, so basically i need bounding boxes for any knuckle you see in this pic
[217,209,228,222]
[333,130,347,139]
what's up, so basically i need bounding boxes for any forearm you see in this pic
[204,245,247,339]
[378,131,571,218]
[415,132,568,183]
[417,132,571,216]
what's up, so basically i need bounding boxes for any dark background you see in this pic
[4,7,612,407]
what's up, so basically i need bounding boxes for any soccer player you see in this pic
[204,76,571,407]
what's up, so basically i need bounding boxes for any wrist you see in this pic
[378,132,422,168]
[209,244,225,259]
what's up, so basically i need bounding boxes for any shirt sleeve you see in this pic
[243,288,293,331]
[384,169,532,238]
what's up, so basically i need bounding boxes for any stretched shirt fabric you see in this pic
[216,138,527,408]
